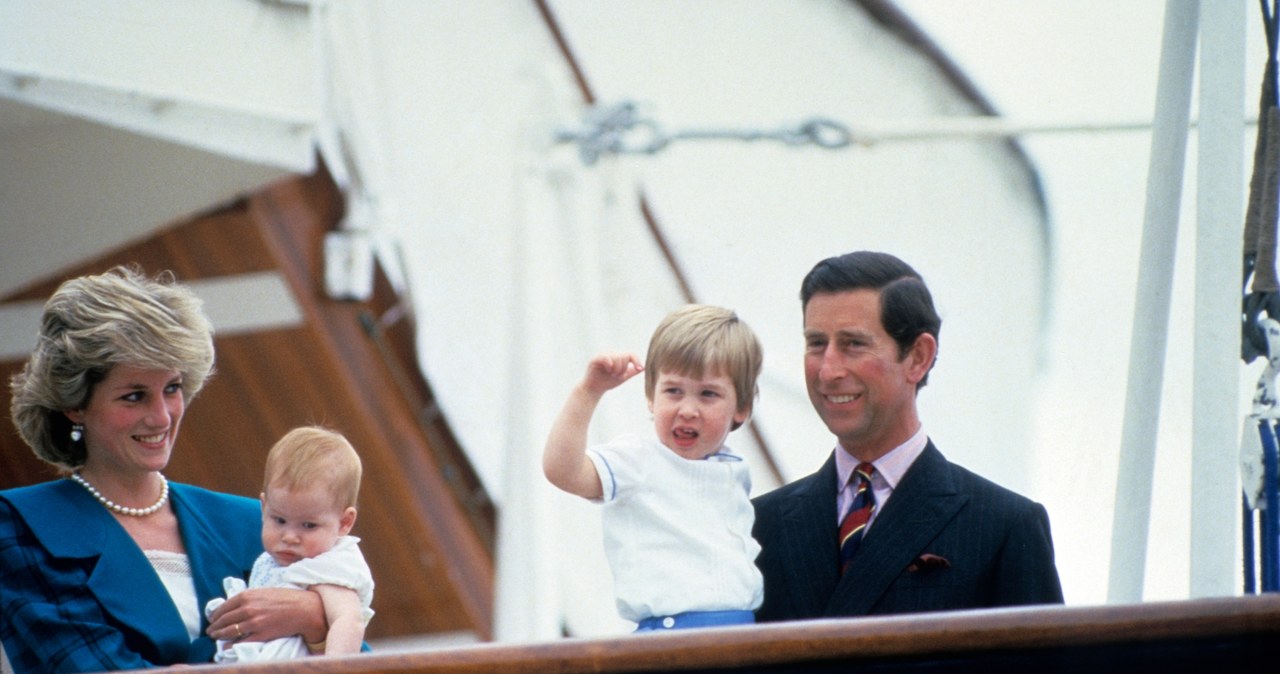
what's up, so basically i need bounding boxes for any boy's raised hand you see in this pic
[583,352,644,395]
[544,352,643,499]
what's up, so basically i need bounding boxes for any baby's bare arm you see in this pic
[313,584,365,656]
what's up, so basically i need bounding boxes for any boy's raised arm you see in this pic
[542,353,643,499]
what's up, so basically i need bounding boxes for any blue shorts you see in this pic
[634,610,755,632]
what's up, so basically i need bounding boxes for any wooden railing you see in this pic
[177,595,1280,673]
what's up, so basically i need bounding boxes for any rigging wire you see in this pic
[1242,0,1280,596]
[1261,0,1278,104]
[555,101,852,165]
[1244,0,1280,362]
[554,100,1254,166]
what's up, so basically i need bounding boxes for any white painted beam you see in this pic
[0,271,305,362]
[1190,0,1246,598]
[1109,0,1201,604]
[0,0,319,171]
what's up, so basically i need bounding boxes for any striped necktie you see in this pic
[838,462,876,573]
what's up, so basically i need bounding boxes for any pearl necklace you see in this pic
[70,472,169,517]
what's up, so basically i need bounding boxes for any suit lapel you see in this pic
[170,484,252,612]
[826,443,967,615]
[775,454,843,616]
[7,480,189,663]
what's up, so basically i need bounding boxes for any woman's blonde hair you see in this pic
[644,304,763,430]
[9,265,215,469]
[263,426,363,510]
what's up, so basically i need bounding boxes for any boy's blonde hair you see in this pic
[263,426,363,509]
[644,304,763,429]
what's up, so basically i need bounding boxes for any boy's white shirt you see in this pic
[586,434,763,623]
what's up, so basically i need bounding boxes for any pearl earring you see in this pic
[70,423,84,442]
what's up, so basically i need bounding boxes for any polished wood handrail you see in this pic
[176,595,1280,673]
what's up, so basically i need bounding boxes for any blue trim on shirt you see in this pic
[594,451,618,501]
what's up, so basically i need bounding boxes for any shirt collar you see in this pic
[703,446,743,462]
[834,426,928,490]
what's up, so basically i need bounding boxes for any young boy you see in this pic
[543,304,764,631]
[206,426,374,661]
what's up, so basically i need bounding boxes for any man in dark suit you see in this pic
[753,251,1063,621]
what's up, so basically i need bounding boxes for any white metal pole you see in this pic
[494,125,571,644]
[1108,0,1201,604]
[1190,0,1246,599]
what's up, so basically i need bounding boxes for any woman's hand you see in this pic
[206,587,327,644]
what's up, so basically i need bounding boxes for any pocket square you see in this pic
[907,553,950,573]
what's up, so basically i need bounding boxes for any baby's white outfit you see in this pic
[204,535,374,662]
[586,434,763,624]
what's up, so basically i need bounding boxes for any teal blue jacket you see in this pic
[0,480,261,672]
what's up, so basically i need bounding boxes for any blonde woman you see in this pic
[1,266,327,672]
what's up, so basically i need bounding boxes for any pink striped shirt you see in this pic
[834,426,928,530]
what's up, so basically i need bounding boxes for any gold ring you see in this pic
[234,623,243,638]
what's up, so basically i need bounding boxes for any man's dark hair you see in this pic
[800,251,941,387]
